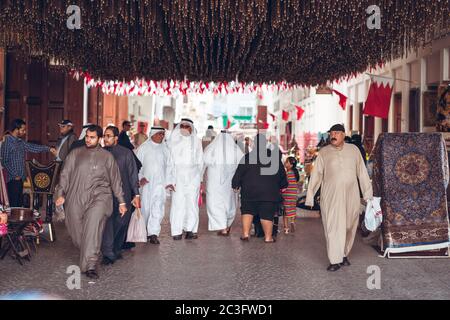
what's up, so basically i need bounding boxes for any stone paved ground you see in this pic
[1,202,450,300]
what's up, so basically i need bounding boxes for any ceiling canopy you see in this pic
[0,0,448,86]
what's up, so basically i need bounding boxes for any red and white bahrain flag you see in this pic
[332,89,347,110]
[363,75,394,119]
[295,106,305,120]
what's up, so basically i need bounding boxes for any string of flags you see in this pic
[70,70,302,97]
[72,69,394,122]
[279,105,306,122]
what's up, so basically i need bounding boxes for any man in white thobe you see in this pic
[203,130,243,235]
[136,127,175,245]
[306,124,373,272]
[167,118,204,240]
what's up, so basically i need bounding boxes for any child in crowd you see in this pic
[282,157,300,234]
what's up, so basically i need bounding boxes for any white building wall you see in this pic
[342,34,450,144]
[291,86,346,135]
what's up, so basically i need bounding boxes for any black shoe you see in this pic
[122,242,135,250]
[101,256,115,265]
[327,264,341,272]
[85,269,99,279]
[185,231,194,239]
[340,257,351,266]
[149,235,160,244]
[173,235,182,240]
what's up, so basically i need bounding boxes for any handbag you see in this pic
[126,207,147,243]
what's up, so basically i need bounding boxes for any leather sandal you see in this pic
[240,236,249,241]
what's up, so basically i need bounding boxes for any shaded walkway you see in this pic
[1,204,450,300]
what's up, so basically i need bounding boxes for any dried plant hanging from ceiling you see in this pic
[0,0,449,86]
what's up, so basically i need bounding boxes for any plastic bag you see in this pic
[54,205,66,222]
[126,208,147,242]
[364,197,382,232]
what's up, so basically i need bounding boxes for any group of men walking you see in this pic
[54,118,220,279]
[1,117,373,278]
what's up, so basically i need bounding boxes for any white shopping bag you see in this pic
[126,207,147,242]
[364,197,382,232]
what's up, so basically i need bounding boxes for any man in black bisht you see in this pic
[118,120,143,172]
[118,120,135,150]
[101,126,141,265]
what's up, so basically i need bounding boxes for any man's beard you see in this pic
[86,143,98,148]
[180,130,191,136]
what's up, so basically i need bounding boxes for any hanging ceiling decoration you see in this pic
[0,0,448,87]
[73,70,298,97]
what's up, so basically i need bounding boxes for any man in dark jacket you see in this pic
[232,134,288,243]
[118,120,134,150]
[55,120,77,162]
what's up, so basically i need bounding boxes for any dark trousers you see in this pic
[7,179,23,207]
[101,205,133,260]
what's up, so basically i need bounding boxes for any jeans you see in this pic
[7,179,23,207]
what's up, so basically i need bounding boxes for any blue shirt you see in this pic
[0,135,50,182]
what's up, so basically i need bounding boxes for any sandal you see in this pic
[284,228,290,234]
[264,238,276,243]
[240,236,249,241]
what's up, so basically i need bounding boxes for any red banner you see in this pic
[363,76,394,119]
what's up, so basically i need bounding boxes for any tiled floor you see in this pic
[1,204,449,300]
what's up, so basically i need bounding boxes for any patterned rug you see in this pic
[372,133,450,257]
